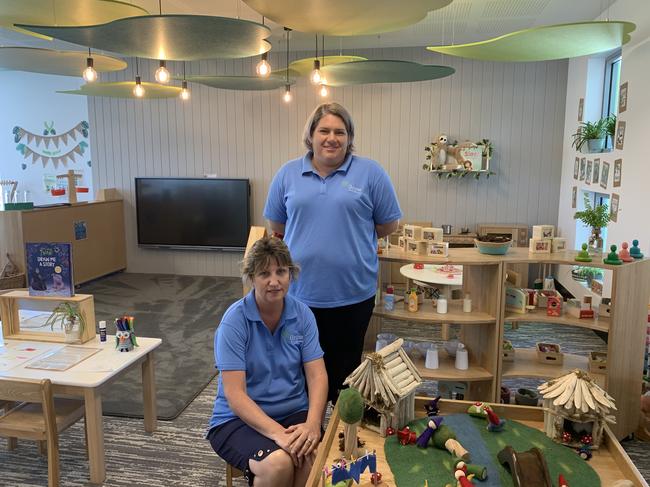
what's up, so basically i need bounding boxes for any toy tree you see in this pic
[338,387,364,459]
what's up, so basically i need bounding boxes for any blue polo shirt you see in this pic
[263,153,402,307]
[208,291,324,429]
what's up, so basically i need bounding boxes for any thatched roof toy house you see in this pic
[538,369,616,449]
[344,338,422,437]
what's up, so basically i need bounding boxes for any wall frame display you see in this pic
[586,160,592,185]
[613,159,622,187]
[619,81,628,113]
[600,161,610,189]
[571,186,577,208]
[578,97,584,121]
[615,120,626,150]
[579,157,586,180]
[610,193,620,222]
[592,158,600,184]
[574,157,579,179]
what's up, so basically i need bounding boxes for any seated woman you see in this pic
[207,236,328,487]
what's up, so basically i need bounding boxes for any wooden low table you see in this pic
[307,398,648,487]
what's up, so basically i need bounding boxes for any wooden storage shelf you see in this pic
[501,348,605,387]
[505,308,610,333]
[373,303,496,324]
[379,247,503,265]
[411,354,493,382]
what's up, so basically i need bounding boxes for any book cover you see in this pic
[26,242,74,297]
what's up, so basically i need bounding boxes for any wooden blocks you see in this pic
[532,225,555,239]
[529,238,552,253]
[406,239,427,255]
[427,241,449,257]
[404,225,423,240]
[551,238,567,253]
[589,351,608,373]
[0,290,96,344]
[422,227,444,242]
[536,342,563,365]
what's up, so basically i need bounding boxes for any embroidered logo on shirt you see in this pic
[341,180,363,194]
[281,327,304,344]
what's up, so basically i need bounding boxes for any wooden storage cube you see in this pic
[536,342,563,365]
[589,351,607,373]
[502,339,515,362]
[0,290,96,344]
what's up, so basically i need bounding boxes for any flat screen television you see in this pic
[135,177,250,251]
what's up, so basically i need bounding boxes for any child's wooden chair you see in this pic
[226,463,244,486]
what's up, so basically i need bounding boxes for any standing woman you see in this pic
[264,102,402,404]
[207,237,328,487]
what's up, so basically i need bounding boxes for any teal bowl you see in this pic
[474,238,512,255]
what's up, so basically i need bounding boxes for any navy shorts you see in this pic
[207,410,309,486]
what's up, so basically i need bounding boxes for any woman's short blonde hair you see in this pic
[302,102,355,157]
[241,236,299,285]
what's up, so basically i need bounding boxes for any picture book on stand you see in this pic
[26,242,74,297]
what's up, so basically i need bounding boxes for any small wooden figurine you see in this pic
[603,245,623,265]
[575,243,592,262]
[619,242,634,262]
[486,408,506,432]
[56,170,83,204]
[630,239,644,259]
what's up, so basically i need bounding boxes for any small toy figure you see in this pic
[486,409,506,432]
[630,239,644,259]
[397,426,417,445]
[580,434,593,445]
[454,467,475,487]
[559,473,569,486]
[577,445,592,460]
[385,426,395,436]
[454,460,488,481]
[416,416,444,447]
[370,471,382,484]
[425,396,442,417]
[561,431,573,443]
[604,245,623,265]
[115,316,138,352]
[467,401,490,418]
[619,242,634,262]
[575,243,592,262]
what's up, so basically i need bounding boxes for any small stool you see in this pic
[226,463,244,487]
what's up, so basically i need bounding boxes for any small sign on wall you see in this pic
[610,193,620,222]
[613,159,622,187]
[571,186,577,208]
[615,121,626,150]
[618,82,628,113]
[74,220,87,241]
[592,159,600,184]
[578,97,584,121]
[573,157,579,179]
[586,160,592,185]
[600,161,610,190]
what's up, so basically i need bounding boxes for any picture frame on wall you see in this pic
[593,159,600,184]
[619,82,628,113]
[579,157,586,181]
[613,159,622,187]
[574,157,579,179]
[600,161,610,189]
[586,160,592,185]
[615,120,626,150]
[578,97,584,121]
[572,186,577,208]
[610,193,620,222]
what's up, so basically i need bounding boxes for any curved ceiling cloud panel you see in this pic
[183,75,294,91]
[0,47,127,76]
[242,0,452,36]
[287,55,366,75]
[59,81,181,99]
[319,60,455,87]
[426,21,636,62]
[0,0,147,39]
[17,15,272,61]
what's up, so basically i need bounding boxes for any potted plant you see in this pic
[571,266,604,285]
[44,302,86,343]
[605,114,616,147]
[574,198,610,253]
[572,119,606,153]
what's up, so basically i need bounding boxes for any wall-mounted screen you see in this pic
[135,177,250,251]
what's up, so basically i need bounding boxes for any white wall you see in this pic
[557,1,650,297]
[0,72,93,206]
[89,48,568,277]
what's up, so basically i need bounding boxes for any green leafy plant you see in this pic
[574,197,610,230]
[571,266,604,282]
[605,114,617,138]
[571,119,606,151]
[43,302,86,334]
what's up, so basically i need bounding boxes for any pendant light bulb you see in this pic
[283,85,292,103]
[180,80,190,101]
[155,60,170,83]
[310,59,322,85]
[133,76,145,97]
[82,57,97,82]
[319,84,328,97]
[256,52,271,77]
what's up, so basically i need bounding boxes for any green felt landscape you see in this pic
[384,415,600,487]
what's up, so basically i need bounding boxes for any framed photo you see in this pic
[579,158,586,181]
[578,97,584,121]
[619,81,628,114]
[600,161,610,189]
[610,193,620,222]
[613,159,622,187]
[572,186,577,208]
[574,157,579,179]
[592,158,600,184]
[615,120,626,150]
[586,160,592,185]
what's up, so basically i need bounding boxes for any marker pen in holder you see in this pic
[99,320,107,342]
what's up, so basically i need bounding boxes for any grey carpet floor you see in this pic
[78,273,241,420]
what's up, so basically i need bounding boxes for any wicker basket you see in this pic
[0,273,26,290]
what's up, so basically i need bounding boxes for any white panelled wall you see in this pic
[89,47,568,277]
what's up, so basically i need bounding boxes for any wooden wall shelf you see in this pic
[505,308,611,333]
[373,303,496,324]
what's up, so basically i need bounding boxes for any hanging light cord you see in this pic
[321,35,325,66]
[183,61,186,80]
[285,28,290,84]
[158,0,162,15]
[135,57,139,76]
[315,34,318,59]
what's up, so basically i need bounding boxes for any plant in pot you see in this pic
[44,302,86,343]
[572,119,606,153]
[605,114,616,147]
[574,198,610,253]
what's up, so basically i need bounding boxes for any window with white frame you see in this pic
[602,51,621,149]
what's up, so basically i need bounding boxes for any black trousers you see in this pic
[310,296,375,404]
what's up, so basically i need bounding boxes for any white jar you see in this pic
[463,294,472,313]
[437,296,448,314]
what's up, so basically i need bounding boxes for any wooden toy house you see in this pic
[538,369,616,449]
[344,338,422,437]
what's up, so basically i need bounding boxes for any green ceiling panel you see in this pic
[288,55,366,75]
[183,75,294,91]
[0,47,126,76]
[59,81,181,99]
[242,0,452,35]
[319,60,454,87]
[17,15,272,61]
[426,21,636,62]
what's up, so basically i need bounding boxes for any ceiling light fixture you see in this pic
[180,62,190,100]
[310,35,321,85]
[155,60,170,83]
[256,16,271,77]
[133,57,145,97]
[319,84,328,97]
[283,27,292,103]
[82,47,97,82]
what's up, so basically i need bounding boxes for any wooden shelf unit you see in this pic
[376,246,650,440]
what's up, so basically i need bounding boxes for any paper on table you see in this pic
[25,346,101,371]
[0,341,60,372]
